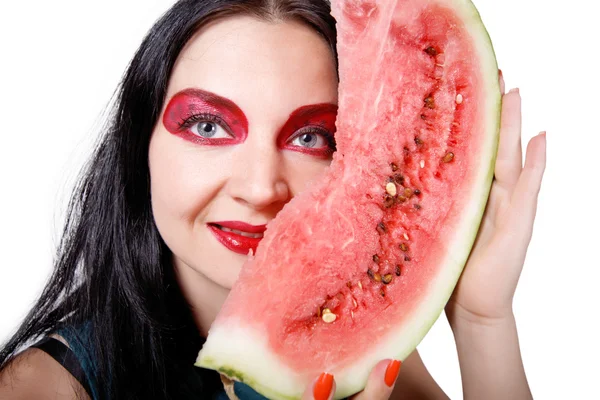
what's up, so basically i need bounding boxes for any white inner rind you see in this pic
[196,0,501,398]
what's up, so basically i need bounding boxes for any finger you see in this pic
[508,132,547,236]
[495,88,523,192]
[350,359,401,400]
[499,69,505,94]
[302,373,335,400]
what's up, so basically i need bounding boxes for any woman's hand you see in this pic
[445,71,547,327]
[302,359,401,400]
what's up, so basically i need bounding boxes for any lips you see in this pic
[208,221,267,255]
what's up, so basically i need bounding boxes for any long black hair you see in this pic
[0,1,337,398]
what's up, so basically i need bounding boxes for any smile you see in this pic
[208,221,267,255]
[216,225,264,239]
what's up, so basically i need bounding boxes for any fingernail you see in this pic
[384,360,401,387]
[540,131,546,136]
[313,373,334,400]
[509,87,519,94]
[498,69,503,78]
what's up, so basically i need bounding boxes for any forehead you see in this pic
[166,15,338,115]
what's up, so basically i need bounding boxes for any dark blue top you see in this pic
[50,323,268,400]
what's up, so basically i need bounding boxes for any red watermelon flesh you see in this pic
[197,0,501,398]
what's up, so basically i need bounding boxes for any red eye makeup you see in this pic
[277,103,338,158]
[163,89,248,145]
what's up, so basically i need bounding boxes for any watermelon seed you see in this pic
[420,160,426,168]
[368,268,382,282]
[352,298,358,308]
[414,204,422,210]
[351,311,355,319]
[404,188,414,198]
[377,222,387,234]
[414,189,421,196]
[346,281,352,288]
[373,254,381,264]
[390,162,398,172]
[425,46,437,56]
[357,281,363,290]
[397,195,407,203]
[424,96,435,109]
[383,194,395,208]
[393,174,405,185]
[382,274,393,284]
[443,152,455,163]
[404,233,410,240]
[420,114,426,120]
[414,137,424,146]
[322,309,337,323]
[400,243,409,252]
[404,255,411,261]
[380,288,386,297]
[456,94,463,104]
[386,182,397,196]
[395,265,402,276]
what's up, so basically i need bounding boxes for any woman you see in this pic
[0,0,546,399]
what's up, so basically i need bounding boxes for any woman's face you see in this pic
[149,16,338,298]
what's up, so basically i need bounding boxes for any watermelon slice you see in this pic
[196,0,501,398]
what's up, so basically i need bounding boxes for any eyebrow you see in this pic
[171,88,245,112]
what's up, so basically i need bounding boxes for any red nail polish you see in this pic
[384,360,401,387]
[313,373,333,400]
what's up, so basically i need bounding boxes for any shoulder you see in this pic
[0,341,90,400]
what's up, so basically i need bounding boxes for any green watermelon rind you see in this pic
[196,0,502,398]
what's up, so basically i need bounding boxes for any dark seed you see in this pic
[404,188,414,198]
[414,204,422,210]
[400,243,409,252]
[425,46,438,56]
[397,196,407,203]
[373,254,380,264]
[404,255,411,262]
[377,222,387,234]
[420,114,426,120]
[380,288,386,297]
[395,265,402,276]
[382,274,393,284]
[414,189,421,196]
[414,137,424,146]
[443,152,455,163]
[346,281,352,288]
[383,194,395,208]
[390,163,398,172]
[367,269,375,279]
[424,96,435,109]
[393,174,405,185]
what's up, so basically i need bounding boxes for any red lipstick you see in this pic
[208,221,267,255]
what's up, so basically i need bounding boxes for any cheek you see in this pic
[148,132,224,242]
[285,154,332,195]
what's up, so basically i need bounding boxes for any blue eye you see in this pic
[291,131,331,149]
[191,121,229,139]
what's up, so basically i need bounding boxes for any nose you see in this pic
[228,138,290,210]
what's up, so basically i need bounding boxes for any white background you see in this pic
[0,0,598,398]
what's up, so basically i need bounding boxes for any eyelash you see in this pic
[174,112,336,153]
[291,127,337,151]
[177,112,232,136]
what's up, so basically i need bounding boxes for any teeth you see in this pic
[219,226,263,239]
